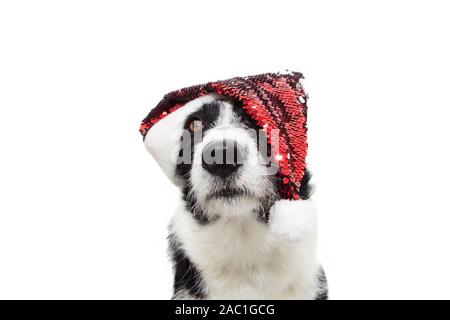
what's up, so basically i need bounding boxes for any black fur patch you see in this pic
[254,194,277,223]
[185,101,222,132]
[299,169,313,200]
[168,234,206,299]
[315,267,329,300]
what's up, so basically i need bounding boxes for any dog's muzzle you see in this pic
[202,139,246,178]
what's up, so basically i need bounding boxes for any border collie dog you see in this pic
[144,94,327,300]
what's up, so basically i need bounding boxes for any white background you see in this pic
[1,0,449,299]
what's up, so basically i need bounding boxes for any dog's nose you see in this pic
[202,139,244,178]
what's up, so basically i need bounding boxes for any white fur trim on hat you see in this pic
[144,94,219,185]
[269,199,318,242]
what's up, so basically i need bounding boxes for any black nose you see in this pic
[202,139,244,178]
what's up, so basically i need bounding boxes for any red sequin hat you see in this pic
[140,71,309,200]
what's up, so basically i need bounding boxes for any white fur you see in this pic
[145,94,322,299]
[171,198,320,300]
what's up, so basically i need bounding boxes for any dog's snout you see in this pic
[202,139,245,178]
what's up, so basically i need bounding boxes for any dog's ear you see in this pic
[144,94,219,184]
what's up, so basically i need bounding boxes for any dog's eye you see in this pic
[188,119,203,132]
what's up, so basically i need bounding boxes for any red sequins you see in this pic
[139,72,309,200]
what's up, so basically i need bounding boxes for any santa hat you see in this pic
[140,71,309,200]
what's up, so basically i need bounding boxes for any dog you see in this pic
[143,93,328,300]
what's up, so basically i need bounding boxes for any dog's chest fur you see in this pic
[170,203,320,300]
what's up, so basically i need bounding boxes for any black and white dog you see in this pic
[144,94,327,300]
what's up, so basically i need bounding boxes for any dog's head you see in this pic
[143,72,311,223]
[144,94,279,223]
